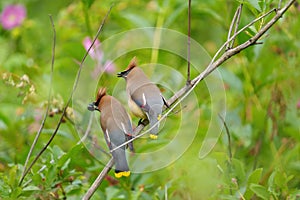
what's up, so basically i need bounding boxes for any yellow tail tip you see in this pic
[115,171,131,178]
[149,134,158,140]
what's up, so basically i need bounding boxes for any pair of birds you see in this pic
[88,57,165,178]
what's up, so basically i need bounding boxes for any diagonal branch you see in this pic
[18,5,114,186]
[82,158,114,200]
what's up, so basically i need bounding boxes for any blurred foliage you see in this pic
[0,0,300,199]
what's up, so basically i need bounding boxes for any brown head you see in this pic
[87,87,107,112]
[117,56,137,78]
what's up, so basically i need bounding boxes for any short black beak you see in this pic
[117,71,124,77]
[87,102,99,111]
[117,69,131,78]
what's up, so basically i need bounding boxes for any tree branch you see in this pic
[82,158,114,200]
[226,4,243,50]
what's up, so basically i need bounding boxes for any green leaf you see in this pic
[0,175,10,197]
[8,165,18,188]
[81,0,95,8]
[11,187,22,199]
[57,144,83,168]
[23,185,40,191]
[61,158,71,171]
[248,168,263,184]
[250,183,270,200]
[231,158,246,184]
[246,0,261,11]
[235,0,261,14]
[244,168,263,199]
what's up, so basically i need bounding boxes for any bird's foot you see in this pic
[138,118,148,126]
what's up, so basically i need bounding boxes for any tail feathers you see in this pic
[148,113,161,139]
[112,148,130,178]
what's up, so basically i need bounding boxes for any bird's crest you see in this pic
[95,87,107,106]
[125,56,137,71]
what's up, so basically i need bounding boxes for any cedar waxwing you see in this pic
[87,87,133,178]
[117,57,164,140]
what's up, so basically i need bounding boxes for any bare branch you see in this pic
[278,0,283,9]
[19,15,56,186]
[226,4,243,50]
[18,6,114,186]
[201,7,276,80]
[231,4,243,48]
[82,158,114,200]
[193,0,295,85]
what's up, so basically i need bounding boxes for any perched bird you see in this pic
[117,57,165,139]
[87,87,133,178]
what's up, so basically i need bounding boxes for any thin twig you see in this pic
[201,7,276,80]
[198,0,296,84]
[187,0,191,84]
[231,4,243,48]
[19,15,56,186]
[218,114,232,162]
[18,6,114,186]
[226,4,241,50]
[278,0,283,9]
[219,112,233,196]
[82,158,114,200]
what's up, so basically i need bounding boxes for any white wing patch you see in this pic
[142,93,147,106]
[121,122,127,134]
[105,129,111,143]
